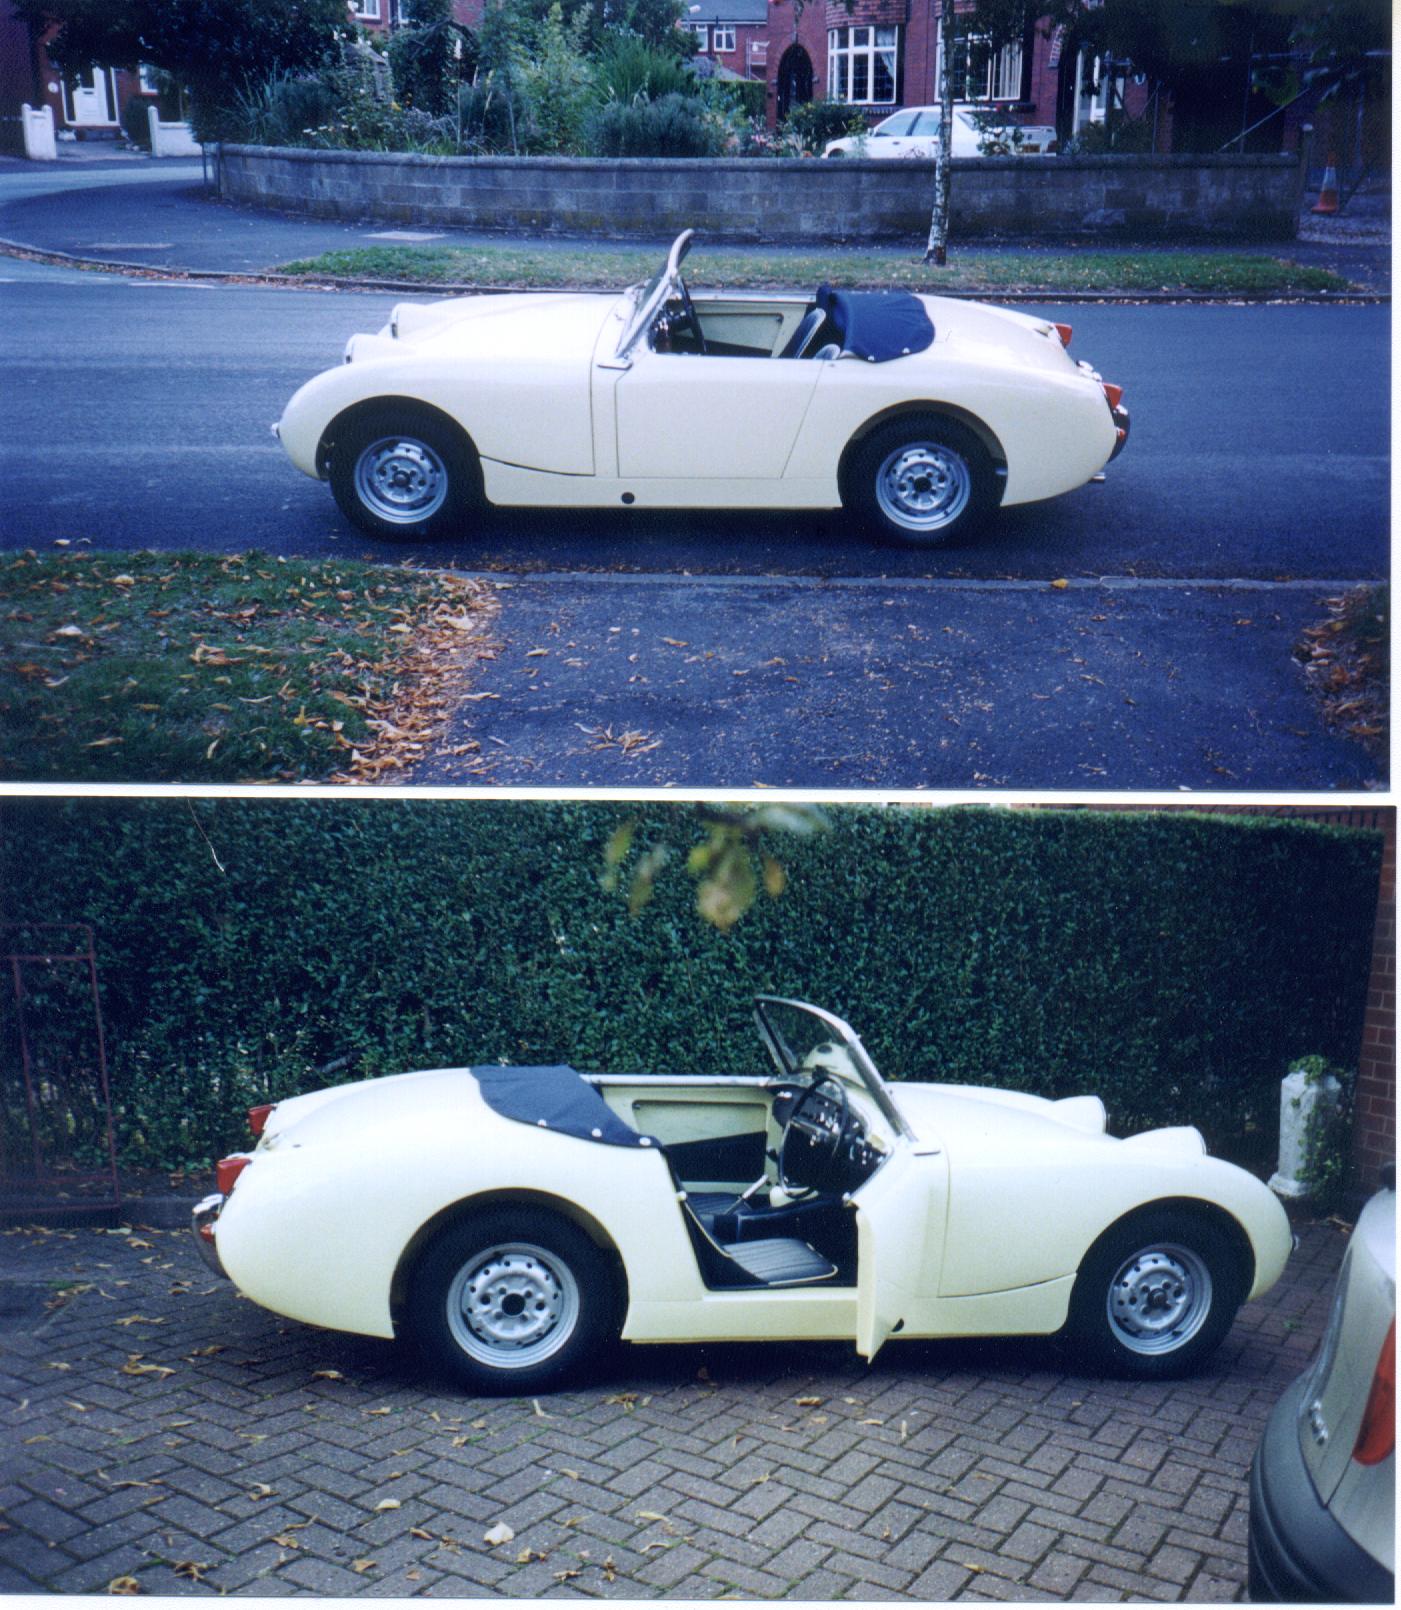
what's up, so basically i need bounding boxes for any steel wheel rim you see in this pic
[354,435,448,525]
[1106,1242,1213,1355]
[446,1242,580,1369]
[874,440,972,532]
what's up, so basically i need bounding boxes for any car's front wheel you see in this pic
[328,406,480,541]
[1064,1208,1247,1380]
[844,414,997,547]
[406,1209,619,1393]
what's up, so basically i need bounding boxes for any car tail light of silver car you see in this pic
[248,1103,275,1137]
[1352,1318,1395,1466]
[1053,323,1072,347]
[215,1153,252,1196]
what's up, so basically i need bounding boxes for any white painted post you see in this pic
[21,103,58,161]
[1269,1066,1342,1198]
[148,106,201,158]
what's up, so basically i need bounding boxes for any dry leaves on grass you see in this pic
[329,576,501,783]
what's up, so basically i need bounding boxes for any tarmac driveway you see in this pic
[0,1206,1343,1601]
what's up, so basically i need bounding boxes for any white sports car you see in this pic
[194,998,1290,1393]
[275,231,1129,548]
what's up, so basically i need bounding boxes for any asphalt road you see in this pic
[0,209,1388,790]
[0,257,1388,581]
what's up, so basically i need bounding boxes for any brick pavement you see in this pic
[0,1213,1346,1600]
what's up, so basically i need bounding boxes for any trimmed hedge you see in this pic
[0,800,1381,1168]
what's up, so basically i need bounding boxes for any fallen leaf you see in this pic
[311,1368,344,1381]
[516,1548,548,1564]
[352,1558,377,1574]
[484,1522,515,1547]
[373,1498,401,1512]
[1050,578,1069,590]
[172,1562,208,1582]
[795,1396,823,1407]
[106,1577,141,1595]
[553,1569,581,1582]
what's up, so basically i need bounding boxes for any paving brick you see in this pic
[1027,1550,1089,1594]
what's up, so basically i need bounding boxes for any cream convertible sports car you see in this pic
[275,232,1130,547]
[195,999,1289,1393]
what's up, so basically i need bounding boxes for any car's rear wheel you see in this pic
[406,1208,618,1392]
[1064,1208,1247,1380]
[844,414,997,547]
[329,406,480,541]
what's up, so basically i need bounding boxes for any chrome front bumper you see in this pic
[191,1192,228,1277]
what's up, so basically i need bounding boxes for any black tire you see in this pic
[1063,1208,1247,1380]
[328,405,480,541]
[405,1208,618,1393]
[843,413,997,548]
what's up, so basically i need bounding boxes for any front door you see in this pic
[64,68,116,126]
[853,1143,946,1357]
[611,350,823,481]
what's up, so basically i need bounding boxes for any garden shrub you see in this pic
[121,94,156,149]
[0,802,1380,1171]
[780,97,867,153]
[586,91,724,156]
[592,33,697,103]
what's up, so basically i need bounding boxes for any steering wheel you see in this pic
[673,275,707,354]
[778,1074,851,1198]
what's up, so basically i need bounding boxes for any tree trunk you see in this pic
[923,0,955,264]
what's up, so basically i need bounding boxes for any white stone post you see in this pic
[148,105,201,158]
[1269,1066,1343,1198]
[21,103,57,161]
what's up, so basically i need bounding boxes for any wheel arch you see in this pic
[838,400,1008,499]
[1081,1195,1257,1294]
[315,395,482,483]
[388,1188,629,1336]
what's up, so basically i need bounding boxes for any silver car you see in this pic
[1248,1166,1395,1602]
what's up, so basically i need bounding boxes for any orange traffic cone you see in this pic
[1312,152,1340,214]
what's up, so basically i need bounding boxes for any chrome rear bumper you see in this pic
[191,1192,228,1277]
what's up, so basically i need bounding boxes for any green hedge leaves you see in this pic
[0,800,1380,1169]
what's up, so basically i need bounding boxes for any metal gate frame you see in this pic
[1,923,121,1220]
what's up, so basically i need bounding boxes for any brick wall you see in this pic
[218,144,1304,242]
[1354,811,1395,1190]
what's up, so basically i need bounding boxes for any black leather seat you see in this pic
[776,307,827,359]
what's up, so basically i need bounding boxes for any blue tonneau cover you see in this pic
[815,285,934,363]
[472,1065,658,1149]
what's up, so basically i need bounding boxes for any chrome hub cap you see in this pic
[1107,1243,1212,1355]
[875,441,972,531]
[354,436,448,525]
[446,1242,579,1369]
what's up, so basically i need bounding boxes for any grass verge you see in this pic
[276,244,1354,296]
[1,549,497,784]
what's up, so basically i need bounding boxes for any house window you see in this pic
[937,35,1022,101]
[712,24,735,52]
[351,0,381,19]
[827,26,898,105]
[684,22,709,48]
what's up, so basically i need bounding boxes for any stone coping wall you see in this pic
[218,144,1302,243]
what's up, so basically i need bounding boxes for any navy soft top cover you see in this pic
[473,1065,657,1148]
[815,285,934,363]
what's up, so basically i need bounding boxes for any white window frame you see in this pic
[1073,49,1110,129]
[351,0,382,20]
[684,21,709,49]
[712,24,735,52]
[826,25,899,106]
[935,33,1022,102]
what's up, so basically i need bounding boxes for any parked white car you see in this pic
[194,998,1291,1393]
[822,104,1060,160]
[275,230,1128,548]
[1248,1168,1394,1602]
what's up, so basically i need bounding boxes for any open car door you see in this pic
[853,1142,946,1359]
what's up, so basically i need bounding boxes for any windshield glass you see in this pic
[754,997,915,1140]
[615,229,694,361]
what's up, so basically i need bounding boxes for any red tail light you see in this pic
[248,1103,274,1137]
[1102,382,1123,410]
[1352,1318,1395,1466]
[216,1155,251,1196]
[1053,323,1072,347]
